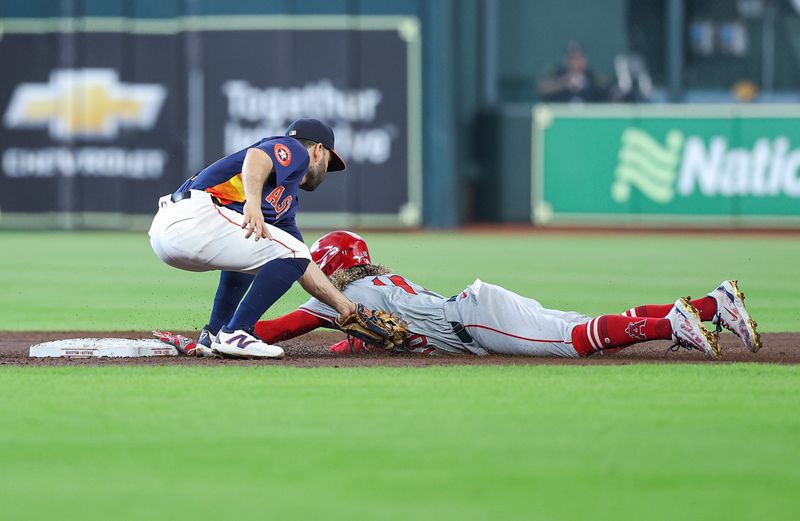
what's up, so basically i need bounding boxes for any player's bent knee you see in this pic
[272,240,310,261]
[290,242,311,261]
[266,227,311,261]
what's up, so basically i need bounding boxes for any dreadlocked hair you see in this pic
[329,264,392,291]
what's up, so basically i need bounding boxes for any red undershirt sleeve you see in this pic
[254,309,329,343]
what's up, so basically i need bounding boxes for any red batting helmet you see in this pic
[310,231,372,277]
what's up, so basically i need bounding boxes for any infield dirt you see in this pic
[2,331,798,367]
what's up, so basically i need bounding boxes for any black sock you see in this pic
[207,271,255,334]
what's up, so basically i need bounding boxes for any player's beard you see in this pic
[302,156,328,191]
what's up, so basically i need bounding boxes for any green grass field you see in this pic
[1,231,798,520]
[1,231,798,331]
[1,365,798,521]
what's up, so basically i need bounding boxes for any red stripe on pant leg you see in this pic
[269,237,297,258]
[462,324,570,343]
[214,203,243,227]
[213,203,297,258]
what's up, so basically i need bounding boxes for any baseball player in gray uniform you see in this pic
[249,231,761,360]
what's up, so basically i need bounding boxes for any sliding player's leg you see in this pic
[619,280,760,353]
[573,297,719,359]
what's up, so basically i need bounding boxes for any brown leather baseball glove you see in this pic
[335,304,409,350]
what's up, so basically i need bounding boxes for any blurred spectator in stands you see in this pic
[538,41,610,102]
[610,53,653,102]
[732,80,759,102]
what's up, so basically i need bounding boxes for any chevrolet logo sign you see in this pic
[3,68,167,140]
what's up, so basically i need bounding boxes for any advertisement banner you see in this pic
[0,16,421,228]
[0,31,181,217]
[533,105,800,225]
[198,23,421,226]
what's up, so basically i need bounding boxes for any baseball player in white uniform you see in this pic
[148,119,358,359]
[248,231,761,359]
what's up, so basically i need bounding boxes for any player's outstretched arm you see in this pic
[299,262,356,318]
[241,147,274,241]
[255,310,328,343]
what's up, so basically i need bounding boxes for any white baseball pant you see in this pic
[444,279,591,357]
[148,190,310,275]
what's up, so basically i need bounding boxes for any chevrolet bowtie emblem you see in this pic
[3,68,167,140]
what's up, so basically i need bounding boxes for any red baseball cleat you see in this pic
[152,330,198,355]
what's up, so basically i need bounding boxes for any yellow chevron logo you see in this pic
[3,69,166,140]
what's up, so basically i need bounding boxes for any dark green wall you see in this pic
[497,0,628,102]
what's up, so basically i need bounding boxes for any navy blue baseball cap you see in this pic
[285,118,346,172]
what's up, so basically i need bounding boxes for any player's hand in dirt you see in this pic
[242,200,271,241]
[329,337,384,355]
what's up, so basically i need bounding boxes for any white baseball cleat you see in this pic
[666,297,720,360]
[708,280,762,353]
[212,329,285,359]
